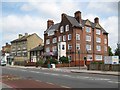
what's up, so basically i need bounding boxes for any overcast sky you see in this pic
[0,0,119,53]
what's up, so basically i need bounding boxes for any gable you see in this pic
[95,23,102,29]
[85,20,91,26]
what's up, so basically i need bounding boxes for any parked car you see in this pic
[0,60,6,66]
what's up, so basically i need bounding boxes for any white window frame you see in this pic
[104,38,107,44]
[76,44,80,50]
[86,27,91,33]
[46,47,50,52]
[60,26,64,33]
[52,46,57,52]
[96,29,101,35]
[65,25,69,32]
[63,35,66,41]
[104,46,107,52]
[95,55,102,61]
[52,38,57,43]
[86,35,91,42]
[68,34,72,40]
[46,39,50,45]
[96,37,101,43]
[58,36,62,42]
[76,34,80,40]
[68,44,72,50]
[87,55,93,61]
[96,45,101,51]
[86,44,91,50]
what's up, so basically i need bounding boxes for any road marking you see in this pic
[61,85,71,88]
[51,73,59,76]
[35,80,41,82]
[43,73,50,75]
[21,70,27,72]
[108,81,120,83]
[46,82,54,85]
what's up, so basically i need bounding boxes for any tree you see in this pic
[108,46,113,56]
[114,43,120,57]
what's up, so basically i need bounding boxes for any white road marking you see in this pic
[61,85,71,88]
[21,70,27,72]
[108,81,120,83]
[46,82,54,85]
[51,73,59,76]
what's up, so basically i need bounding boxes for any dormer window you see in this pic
[60,26,64,33]
[65,25,69,32]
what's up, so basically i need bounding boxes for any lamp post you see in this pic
[78,50,80,70]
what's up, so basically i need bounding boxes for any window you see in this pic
[52,38,57,43]
[104,46,107,52]
[96,29,101,35]
[46,39,50,45]
[62,45,65,50]
[17,51,21,56]
[87,55,92,61]
[48,30,54,36]
[46,47,50,52]
[95,55,102,60]
[86,27,91,33]
[22,51,27,57]
[63,35,66,41]
[68,34,72,40]
[76,34,80,40]
[65,25,69,31]
[86,35,91,41]
[96,45,101,51]
[104,38,107,44]
[68,56,72,61]
[76,44,80,50]
[96,37,101,43]
[58,36,62,42]
[52,46,57,52]
[86,44,91,50]
[68,44,72,50]
[60,26,64,33]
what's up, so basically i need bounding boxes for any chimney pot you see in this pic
[94,17,99,23]
[47,20,54,29]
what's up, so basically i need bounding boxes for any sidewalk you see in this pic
[6,65,120,76]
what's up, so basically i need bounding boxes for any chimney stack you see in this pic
[47,20,54,29]
[94,17,99,24]
[74,11,82,24]
[25,33,28,36]
[19,34,23,38]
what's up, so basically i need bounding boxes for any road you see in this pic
[1,66,119,89]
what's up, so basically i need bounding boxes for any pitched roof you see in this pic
[30,45,44,52]
[44,23,60,34]
[65,15,82,27]
[11,34,33,43]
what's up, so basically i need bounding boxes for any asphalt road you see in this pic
[1,66,119,88]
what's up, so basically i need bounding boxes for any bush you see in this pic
[36,59,44,67]
[59,56,69,64]
[44,58,58,65]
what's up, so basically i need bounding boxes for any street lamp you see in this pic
[78,50,80,70]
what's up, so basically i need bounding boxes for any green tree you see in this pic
[108,46,113,56]
[59,56,69,64]
[114,43,120,57]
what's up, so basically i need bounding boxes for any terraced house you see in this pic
[11,33,43,64]
[44,11,108,66]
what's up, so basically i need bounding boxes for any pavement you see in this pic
[5,65,120,76]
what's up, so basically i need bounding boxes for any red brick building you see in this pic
[44,11,108,66]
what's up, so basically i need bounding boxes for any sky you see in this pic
[0,0,119,53]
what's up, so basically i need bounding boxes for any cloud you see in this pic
[101,16,118,52]
[2,15,47,44]
[87,2,118,14]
